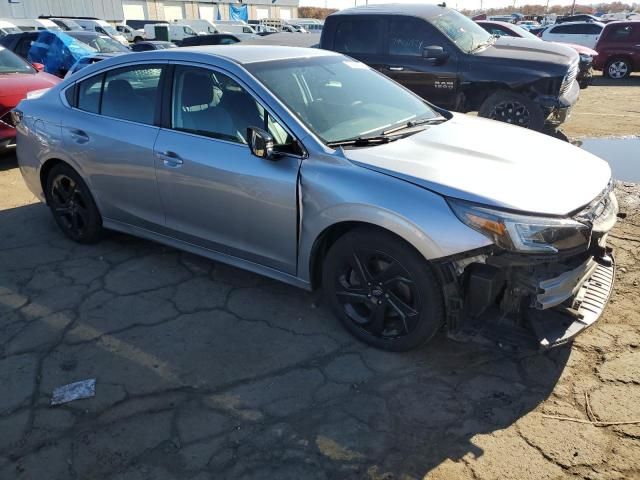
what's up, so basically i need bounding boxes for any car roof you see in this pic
[552,20,605,26]
[240,32,321,48]
[330,3,449,19]
[173,45,336,64]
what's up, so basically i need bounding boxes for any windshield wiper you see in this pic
[381,116,446,136]
[469,34,498,54]
[326,135,394,148]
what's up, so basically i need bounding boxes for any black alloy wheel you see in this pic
[479,91,545,131]
[45,164,103,243]
[323,228,444,351]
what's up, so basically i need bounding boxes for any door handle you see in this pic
[388,66,404,71]
[157,150,183,167]
[69,129,89,143]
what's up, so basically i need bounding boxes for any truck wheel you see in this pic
[605,58,631,79]
[134,36,144,43]
[322,227,444,352]
[478,91,545,131]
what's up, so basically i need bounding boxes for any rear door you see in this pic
[382,16,459,109]
[329,16,388,72]
[62,63,166,228]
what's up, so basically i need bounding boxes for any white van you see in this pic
[116,24,145,43]
[0,19,21,37]
[74,19,128,46]
[213,21,255,34]
[143,23,200,43]
[6,18,62,32]
[175,19,218,35]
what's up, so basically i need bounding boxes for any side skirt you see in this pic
[103,218,312,291]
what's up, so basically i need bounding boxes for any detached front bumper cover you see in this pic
[527,253,615,348]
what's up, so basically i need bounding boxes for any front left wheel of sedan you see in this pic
[322,227,445,351]
[45,163,103,243]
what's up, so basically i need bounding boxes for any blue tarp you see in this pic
[27,30,95,77]
[230,4,248,22]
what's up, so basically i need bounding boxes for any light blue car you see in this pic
[13,46,618,351]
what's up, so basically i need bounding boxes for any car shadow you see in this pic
[591,74,640,87]
[0,200,572,478]
[0,150,18,172]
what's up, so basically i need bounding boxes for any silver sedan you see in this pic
[14,46,617,351]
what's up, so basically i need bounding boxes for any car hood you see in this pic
[479,36,578,67]
[0,72,60,108]
[343,114,611,216]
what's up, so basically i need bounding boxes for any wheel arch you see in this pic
[39,157,67,199]
[606,55,635,73]
[306,220,438,291]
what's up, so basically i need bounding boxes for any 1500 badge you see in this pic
[434,80,455,89]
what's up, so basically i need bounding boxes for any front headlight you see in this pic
[448,199,591,254]
[579,54,592,63]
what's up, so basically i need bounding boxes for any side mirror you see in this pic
[422,45,449,63]
[32,62,45,72]
[247,127,276,160]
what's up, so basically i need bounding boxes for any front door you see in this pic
[382,17,459,109]
[62,63,166,228]
[153,65,301,274]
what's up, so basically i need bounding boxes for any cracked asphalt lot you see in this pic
[1,152,639,480]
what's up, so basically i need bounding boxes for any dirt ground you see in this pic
[561,74,640,138]
[0,76,639,479]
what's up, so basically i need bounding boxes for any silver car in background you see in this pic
[14,46,617,351]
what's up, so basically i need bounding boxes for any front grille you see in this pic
[0,111,16,128]
[560,61,579,95]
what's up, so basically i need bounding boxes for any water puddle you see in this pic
[576,136,640,183]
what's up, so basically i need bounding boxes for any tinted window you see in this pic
[77,74,104,113]
[584,24,602,34]
[16,38,33,59]
[551,24,577,34]
[389,18,441,56]
[608,25,633,40]
[485,26,512,37]
[334,19,382,55]
[100,65,162,124]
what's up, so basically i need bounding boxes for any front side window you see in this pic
[334,19,382,55]
[389,18,441,56]
[247,55,441,144]
[171,66,298,152]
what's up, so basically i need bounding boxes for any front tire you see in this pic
[478,91,545,131]
[322,227,444,351]
[45,163,103,244]
[605,58,631,79]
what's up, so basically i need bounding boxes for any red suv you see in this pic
[593,21,640,79]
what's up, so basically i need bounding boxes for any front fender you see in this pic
[297,154,491,282]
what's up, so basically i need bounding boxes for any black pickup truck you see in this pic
[319,4,580,132]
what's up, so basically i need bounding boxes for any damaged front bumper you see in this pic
[441,187,618,350]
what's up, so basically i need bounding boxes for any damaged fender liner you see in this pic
[433,245,616,350]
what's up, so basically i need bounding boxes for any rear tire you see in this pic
[133,36,144,43]
[322,227,444,351]
[478,91,545,131]
[45,163,103,244]
[605,58,631,79]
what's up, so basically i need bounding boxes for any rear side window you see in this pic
[584,24,602,34]
[607,25,632,40]
[551,24,577,34]
[334,19,382,55]
[101,65,162,124]
[77,74,104,113]
[388,18,442,56]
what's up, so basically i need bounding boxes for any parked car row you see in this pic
[10,35,619,352]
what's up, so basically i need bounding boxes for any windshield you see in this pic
[100,24,119,37]
[247,56,441,144]
[69,33,127,52]
[0,46,34,74]
[431,9,492,53]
